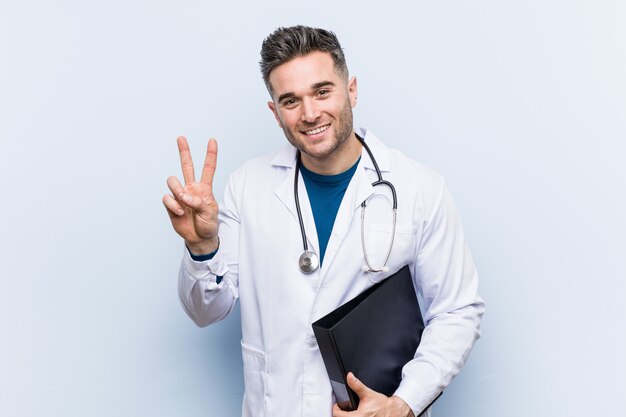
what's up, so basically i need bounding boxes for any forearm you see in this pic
[396,177,484,415]
[177,246,238,327]
[394,299,484,415]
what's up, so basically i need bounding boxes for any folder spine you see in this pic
[329,329,359,409]
[312,325,358,409]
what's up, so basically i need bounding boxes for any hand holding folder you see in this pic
[312,265,440,415]
[331,372,416,417]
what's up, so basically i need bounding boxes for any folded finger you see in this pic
[332,403,351,417]
[162,194,185,216]
[167,176,185,199]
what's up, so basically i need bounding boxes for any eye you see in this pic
[282,98,298,107]
[317,89,329,97]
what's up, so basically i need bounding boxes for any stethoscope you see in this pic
[294,134,398,274]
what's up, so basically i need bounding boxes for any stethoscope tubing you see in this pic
[294,134,398,274]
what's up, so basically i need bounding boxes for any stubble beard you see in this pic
[283,98,354,162]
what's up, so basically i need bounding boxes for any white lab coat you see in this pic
[178,128,484,417]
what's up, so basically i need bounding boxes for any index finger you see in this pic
[200,138,218,186]
[177,136,196,184]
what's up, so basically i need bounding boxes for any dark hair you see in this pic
[259,25,348,94]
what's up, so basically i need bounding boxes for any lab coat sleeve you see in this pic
[394,178,485,416]
[177,173,241,328]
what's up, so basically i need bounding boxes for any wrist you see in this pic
[391,395,414,417]
[186,237,219,256]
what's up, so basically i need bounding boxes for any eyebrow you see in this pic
[277,91,296,103]
[277,80,337,103]
[311,80,335,90]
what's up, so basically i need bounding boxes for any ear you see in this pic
[267,101,283,128]
[348,76,358,108]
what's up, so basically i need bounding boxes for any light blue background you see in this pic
[1,1,624,416]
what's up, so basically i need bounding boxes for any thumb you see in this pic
[347,372,373,399]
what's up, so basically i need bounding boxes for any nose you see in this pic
[301,98,321,123]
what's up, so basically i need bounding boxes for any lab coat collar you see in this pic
[356,127,391,173]
[272,150,319,259]
[270,143,297,169]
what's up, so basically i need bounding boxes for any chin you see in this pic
[302,142,339,160]
[285,126,342,158]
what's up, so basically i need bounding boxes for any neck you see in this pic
[300,131,362,175]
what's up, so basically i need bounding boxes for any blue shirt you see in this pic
[299,157,360,265]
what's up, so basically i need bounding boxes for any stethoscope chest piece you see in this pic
[299,250,319,274]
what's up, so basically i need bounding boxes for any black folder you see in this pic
[312,265,431,412]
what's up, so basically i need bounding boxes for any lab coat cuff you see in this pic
[394,380,436,417]
[182,245,229,285]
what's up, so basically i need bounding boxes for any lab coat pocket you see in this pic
[241,340,267,417]
[366,223,415,266]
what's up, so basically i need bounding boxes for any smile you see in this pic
[303,124,330,136]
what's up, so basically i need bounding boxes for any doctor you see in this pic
[162,26,484,417]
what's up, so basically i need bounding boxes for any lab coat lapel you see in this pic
[273,150,320,259]
[319,156,376,279]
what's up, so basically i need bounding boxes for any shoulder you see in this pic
[388,148,446,226]
[361,128,444,199]
[228,143,295,186]
[389,148,442,184]
[361,129,449,230]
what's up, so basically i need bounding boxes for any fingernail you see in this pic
[182,194,192,203]
[177,209,184,216]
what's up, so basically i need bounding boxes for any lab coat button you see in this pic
[307,336,318,349]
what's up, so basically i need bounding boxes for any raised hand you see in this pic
[163,136,220,255]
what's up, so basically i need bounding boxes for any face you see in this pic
[267,51,358,170]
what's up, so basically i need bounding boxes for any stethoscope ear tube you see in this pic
[361,200,397,274]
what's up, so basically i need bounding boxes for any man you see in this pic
[163,26,484,417]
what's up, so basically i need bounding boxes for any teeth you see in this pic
[305,125,329,135]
